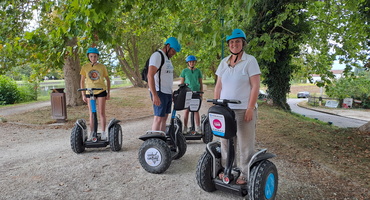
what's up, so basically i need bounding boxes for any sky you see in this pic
[332,60,346,70]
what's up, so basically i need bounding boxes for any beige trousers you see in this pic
[220,109,257,180]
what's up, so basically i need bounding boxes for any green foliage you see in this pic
[18,80,38,102]
[0,75,20,105]
[246,0,310,110]
[326,73,370,108]
[0,1,36,74]
[299,0,369,85]
[0,0,369,108]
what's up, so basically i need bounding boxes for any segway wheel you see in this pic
[196,151,216,192]
[138,138,172,174]
[248,160,278,200]
[202,119,213,144]
[172,133,187,160]
[109,124,122,151]
[70,124,85,153]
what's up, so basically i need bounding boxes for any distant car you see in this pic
[297,91,310,98]
[258,90,268,100]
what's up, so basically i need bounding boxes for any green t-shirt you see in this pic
[180,68,202,91]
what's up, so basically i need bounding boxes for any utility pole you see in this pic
[220,17,224,59]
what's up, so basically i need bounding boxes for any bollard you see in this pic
[50,88,67,123]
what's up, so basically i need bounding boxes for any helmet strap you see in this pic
[165,44,170,59]
[230,49,243,63]
[187,62,195,69]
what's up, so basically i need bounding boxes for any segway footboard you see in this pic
[214,179,248,197]
[84,140,109,148]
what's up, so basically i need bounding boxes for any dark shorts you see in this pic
[150,91,172,117]
[85,90,107,98]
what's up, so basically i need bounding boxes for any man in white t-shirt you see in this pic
[147,37,181,131]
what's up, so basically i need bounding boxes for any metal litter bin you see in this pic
[51,88,67,123]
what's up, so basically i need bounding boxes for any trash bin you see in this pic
[51,88,67,123]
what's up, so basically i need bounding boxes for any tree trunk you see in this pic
[115,45,146,88]
[64,38,83,106]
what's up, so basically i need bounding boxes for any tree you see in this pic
[246,0,310,110]
[1,0,368,109]
[23,0,122,106]
[0,1,35,74]
[301,0,369,86]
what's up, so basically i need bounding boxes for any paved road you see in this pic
[288,98,368,128]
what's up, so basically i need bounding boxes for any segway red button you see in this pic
[223,176,230,184]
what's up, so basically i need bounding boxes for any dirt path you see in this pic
[0,119,308,200]
[1,113,367,200]
[1,86,368,199]
[0,101,50,117]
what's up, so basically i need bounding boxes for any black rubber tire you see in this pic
[248,160,278,200]
[172,132,187,160]
[138,139,172,174]
[70,125,85,153]
[202,119,213,144]
[109,124,122,151]
[196,151,216,192]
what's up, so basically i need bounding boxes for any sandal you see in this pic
[218,172,224,180]
[236,177,247,185]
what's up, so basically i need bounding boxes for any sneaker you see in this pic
[196,126,202,133]
[87,132,92,141]
[183,126,188,134]
[101,131,108,140]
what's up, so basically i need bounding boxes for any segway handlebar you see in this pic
[177,83,187,87]
[206,99,241,105]
[193,91,204,94]
[78,88,103,92]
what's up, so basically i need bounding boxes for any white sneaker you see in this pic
[101,131,108,140]
[87,132,92,141]
[183,126,188,133]
[196,126,202,133]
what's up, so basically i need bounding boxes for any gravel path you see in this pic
[0,119,311,200]
[0,101,51,117]
[1,87,368,199]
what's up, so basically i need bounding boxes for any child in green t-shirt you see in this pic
[179,55,203,133]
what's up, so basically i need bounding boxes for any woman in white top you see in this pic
[214,29,261,185]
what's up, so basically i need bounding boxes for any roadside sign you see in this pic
[342,98,353,108]
[325,100,339,108]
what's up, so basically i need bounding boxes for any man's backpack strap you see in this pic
[157,51,165,92]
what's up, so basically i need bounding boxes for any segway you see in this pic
[176,91,213,144]
[138,84,190,174]
[196,99,278,199]
[70,88,122,153]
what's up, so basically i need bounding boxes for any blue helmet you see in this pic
[185,55,197,62]
[165,37,181,52]
[226,29,246,42]
[87,47,100,55]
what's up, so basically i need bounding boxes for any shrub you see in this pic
[326,75,370,109]
[18,82,38,102]
[0,75,20,105]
